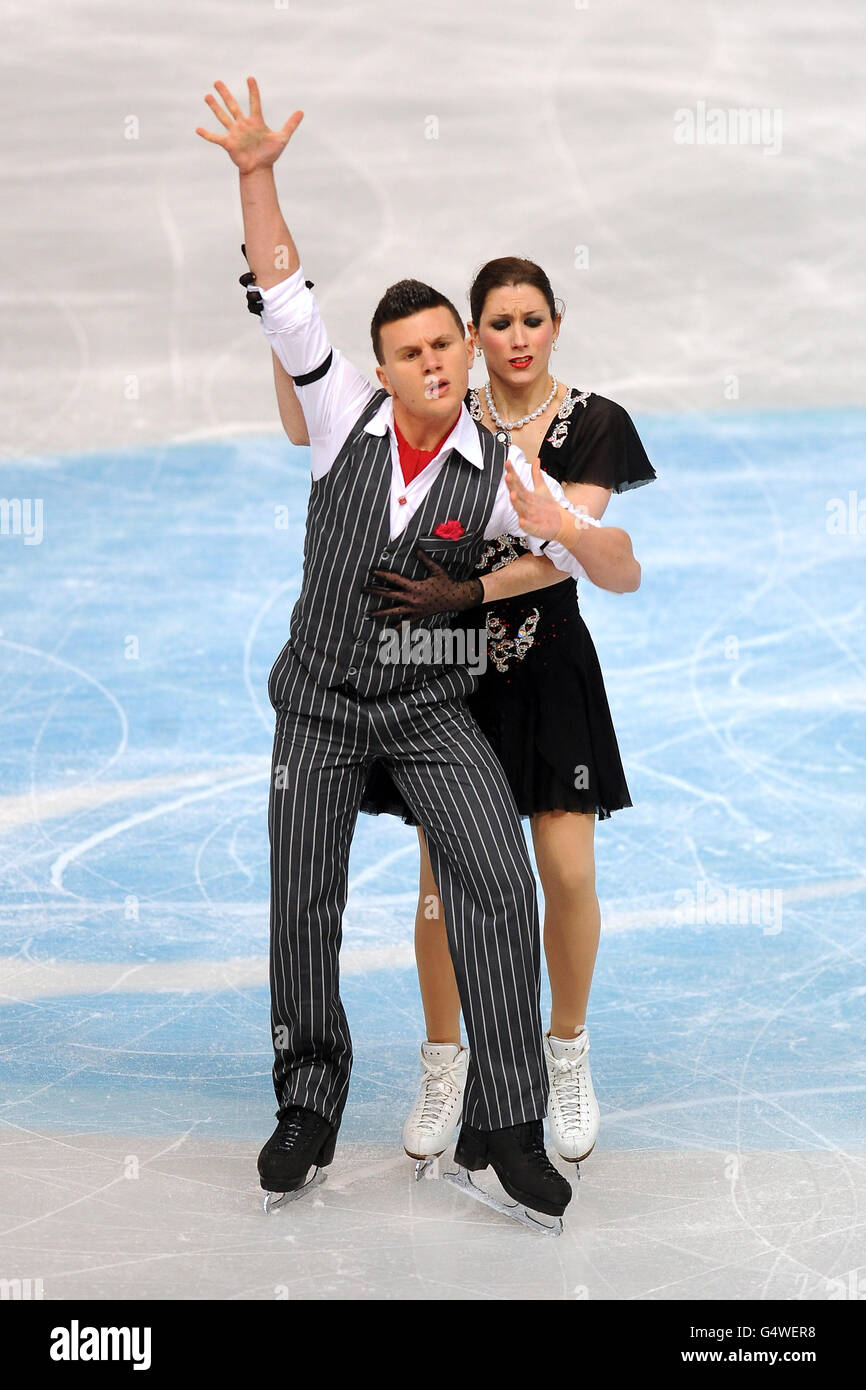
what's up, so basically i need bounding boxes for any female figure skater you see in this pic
[247,255,655,1172]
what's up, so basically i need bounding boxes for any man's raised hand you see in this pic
[195,77,303,173]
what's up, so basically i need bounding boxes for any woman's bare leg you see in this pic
[529,810,600,1037]
[414,811,598,1043]
[413,826,463,1044]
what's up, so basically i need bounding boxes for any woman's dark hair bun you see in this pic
[469,257,560,325]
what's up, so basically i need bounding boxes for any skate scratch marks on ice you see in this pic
[48,772,270,891]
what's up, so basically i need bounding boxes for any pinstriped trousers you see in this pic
[267,640,549,1132]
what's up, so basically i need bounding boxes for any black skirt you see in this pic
[359,577,632,825]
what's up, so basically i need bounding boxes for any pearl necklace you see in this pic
[484,376,558,431]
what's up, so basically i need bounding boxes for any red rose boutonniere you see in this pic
[433,519,465,540]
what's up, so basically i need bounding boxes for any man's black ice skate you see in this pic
[257,1105,337,1214]
[445,1119,573,1235]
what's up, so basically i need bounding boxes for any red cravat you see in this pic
[394,417,456,488]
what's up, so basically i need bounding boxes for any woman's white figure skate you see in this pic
[402,1042,468,1179]
[545,1029,600,1162]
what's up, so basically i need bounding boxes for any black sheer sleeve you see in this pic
[558,393,656,492]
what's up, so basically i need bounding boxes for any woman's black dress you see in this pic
[360,387,656,824]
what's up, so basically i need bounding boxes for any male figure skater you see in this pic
[197,79,640,1230]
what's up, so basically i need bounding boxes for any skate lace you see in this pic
[274,1109,320,1153]
[521,1124,559,1173]
[549,1053,588,1120]
[414,1059,464,1133]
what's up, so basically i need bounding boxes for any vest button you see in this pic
[347,667,357,675]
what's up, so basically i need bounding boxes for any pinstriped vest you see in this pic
[289,389,506,700]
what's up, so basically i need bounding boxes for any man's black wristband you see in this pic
[239,243,314,319]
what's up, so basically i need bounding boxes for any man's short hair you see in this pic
[370,280,465,364]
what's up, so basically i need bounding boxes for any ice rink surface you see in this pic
[1,0,864,1300]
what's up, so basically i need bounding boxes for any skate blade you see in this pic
[262,1165,325,1214]
[411,1156,444,1181]
[443,1167,563,1237]
[404,1148,445,1181]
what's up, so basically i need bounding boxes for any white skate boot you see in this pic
[545,1029,600,1163]
[402,1042,468,1179]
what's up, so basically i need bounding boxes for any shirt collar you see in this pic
[363,394,484,469]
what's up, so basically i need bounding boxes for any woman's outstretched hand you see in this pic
[505,457,567,542]
[195,77,303,173]
[505,457,600,543]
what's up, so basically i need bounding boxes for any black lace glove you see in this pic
[363,550,484,619]
[239,243,314,316]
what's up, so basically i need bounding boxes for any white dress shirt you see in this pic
[258,269,598,580]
